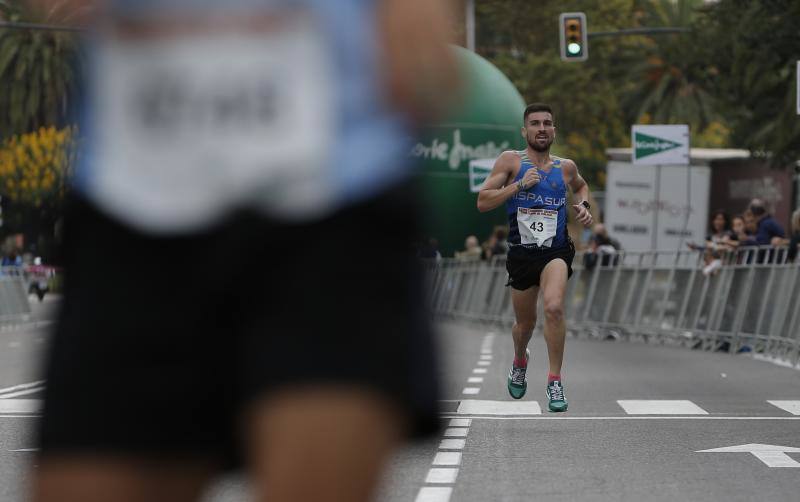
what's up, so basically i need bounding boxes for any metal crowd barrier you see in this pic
[424,246,800,367]
[0,266,33,323]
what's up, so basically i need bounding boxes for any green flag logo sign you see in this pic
[634,132,682,159]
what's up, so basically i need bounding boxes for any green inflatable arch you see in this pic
[412,46,526,256]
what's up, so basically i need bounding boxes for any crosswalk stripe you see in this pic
[415,486,452,502]
[457,400,542,415]
[0,399,42,414]
[617,400,709,415]
[425,468,459,484]
[767,400,800,415]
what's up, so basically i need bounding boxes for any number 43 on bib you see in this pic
[517,208,558,247]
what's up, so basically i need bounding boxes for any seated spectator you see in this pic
[455,235,482,261]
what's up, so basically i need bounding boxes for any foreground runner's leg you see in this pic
[508,286,538,399]
[34,458,217,502]
[539,258,569,412]
[246,387,403,502]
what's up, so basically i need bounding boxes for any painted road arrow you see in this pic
[696,444,800,468]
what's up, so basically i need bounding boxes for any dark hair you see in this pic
[523,103,554,124]
[749,200,767,217]
[710,210,730,231]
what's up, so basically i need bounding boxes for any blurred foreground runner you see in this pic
[477,103,593,412]
[33,1,457,501]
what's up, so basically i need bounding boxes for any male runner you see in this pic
[477,103,592,412]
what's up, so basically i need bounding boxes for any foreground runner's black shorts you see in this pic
[505,239,576,290]
[39,184,439,465]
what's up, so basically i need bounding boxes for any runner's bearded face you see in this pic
[522,112,555,152]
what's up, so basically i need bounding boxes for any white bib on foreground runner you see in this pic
[517,208,557,247]
[88,13,335,232]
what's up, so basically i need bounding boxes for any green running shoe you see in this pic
[507,349,530,400]
[546,379,568,412]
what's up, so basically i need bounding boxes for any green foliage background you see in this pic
[473,0,800,187]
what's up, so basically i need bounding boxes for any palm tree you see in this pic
[0,0,84,138]
[622,0,718,132]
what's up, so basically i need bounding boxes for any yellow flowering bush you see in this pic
[0,126,78,209]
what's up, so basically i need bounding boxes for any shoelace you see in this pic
[548,382,565,401]
[510,367,526,385]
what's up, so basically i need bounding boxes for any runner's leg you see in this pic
[245,387,404,502]
[511,286,539,361]
[539,258,569,376]
[33,458,217,502]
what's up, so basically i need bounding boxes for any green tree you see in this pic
[0,0,84,138]
[621,0,721,137]
[695,0,800,166]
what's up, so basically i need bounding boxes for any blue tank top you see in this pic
[506,152,569,249]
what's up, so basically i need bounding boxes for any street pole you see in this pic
[466,0,475,52]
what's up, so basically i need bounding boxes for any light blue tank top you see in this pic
[74,0,415,233]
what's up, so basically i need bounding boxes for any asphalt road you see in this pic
[1,309,799,501]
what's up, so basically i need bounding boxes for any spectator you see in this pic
[583,223,620,271]
[730,214,748,244]
[418,237,442,261]
[772,208,800,262]
[482,226,509,260]
[455,235,482,261]
[742,199,785,246]
[789,209,800,263]
[687,211,738,275]
[741,199,785,263]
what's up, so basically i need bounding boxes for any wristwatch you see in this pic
[580,200,591,210]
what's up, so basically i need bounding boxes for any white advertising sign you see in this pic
[632,125,690,165]
[605,161,710,252]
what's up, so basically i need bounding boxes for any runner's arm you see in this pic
[477,152,520,213]
[563,160,593,226]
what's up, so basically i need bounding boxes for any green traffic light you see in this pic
[567,42,581,55]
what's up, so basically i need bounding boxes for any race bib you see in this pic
[517,208,558,247]
[89,12,335,232]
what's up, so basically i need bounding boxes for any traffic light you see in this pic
[559,12,588,62]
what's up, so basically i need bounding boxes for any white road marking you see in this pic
[440,415,800,421]
[448,418,471,427]
[0,380,45,396]
[697,443,800,468]
[9,448,39,452]
[425,468,459,484]
[467,377,483,383]
[443,428,468,438]
[432,452,462,466]
[415,486,452,502]
[0,387,45,399]
[479,355,493,360]
[477,361,491,366]
[457,400,542,416]
[767,400,800,415]
[9,341,21,348]
[472,368,487,374]
[462,387,480,395]
[481,349,492,354]
[439,439,466,450]
[0,400,43,414]
[617,400,709,415]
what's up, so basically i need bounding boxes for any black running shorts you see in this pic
[505,239,575,290]
[39,184,439,465]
